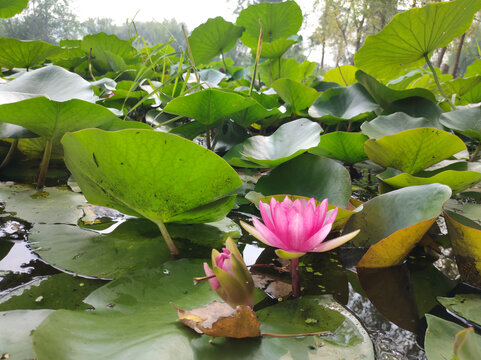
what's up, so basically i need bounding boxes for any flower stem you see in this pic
[291,257,300,297]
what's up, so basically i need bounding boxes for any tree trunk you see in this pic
[435,47,447,68]
[451,33,466,79]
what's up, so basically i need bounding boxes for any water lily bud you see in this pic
[203,237,255,308]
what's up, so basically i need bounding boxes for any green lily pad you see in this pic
[309,132,368,164]
[364,128,466,174]
[230,97,281,128]
[80,33,137,74]
[29,217,238,279]
[356,70,436,109]
[0,0,28,18]
[32,259,374,359]
[438,294,481,326]
[0,97,118,142]
[354,0,481,79]
[189,17,244,65]
[0,38,64,70]
[271,78,319,114]
[425,314,481,360]
[444,211,481,288]
[361,112,442,139]
[0,184,85,225]
[345,183,451,250]
[440,107,481,141]
[223,118,322,168]
[236,1,302,50]
[380,169,481,194]
[255,154,351,208]
[0,310,53,360]
[0,273,106,311]
[257,37,298,59]
[384,96,443,121]
[308,84,379,125]
[97,118,153,131]
[323,65,358,86]
[0,65,97,103]
[62,129,242,224]
[163,88,257,126]
[259,58,316,86]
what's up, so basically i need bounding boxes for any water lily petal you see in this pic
[240,220,278,247]
[271,200,290,245]
[275,249,306,259]
[323,207,338,227]
[203,262,220,291]
[311,229,360,252]
[314,199,329,229]
[302,222,333,251]
[259,201,276,232]
[287,212,305,251]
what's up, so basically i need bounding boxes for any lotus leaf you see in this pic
[189,17,244,65]
[364,128,466,174]
[255,154,351,208]
[223,118,322,168]
[308,83,379,124]
[309,132,368,164]
[354,0,481,79]
[0,38,64,70]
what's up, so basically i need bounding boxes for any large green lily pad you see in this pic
[163,88,257,126]
[32,259,374,359]
[0,65,97,103]
[189,17,244,65]
[62,129,242,224]
[224,118,322,168]
[80,33,137,74]
[364,128,466,174]
[236,1,302,49]
[0,310,53,359]
[0,273,105,311]
[259,58,316,86]
[438,294,481,326]
[0,184,85,225]
[309,132,368,164]
[380,169,481,194]
[29,217,239,279]
[425,314,481,360]
[323,65,358,86]
[0,38,64,70]
[356,70,436,109]
[354,0,481,79]
[440,107,481,141]
[344,184,451,267]
[0,97,118,142]
[308,84,379,124]
[0,0,28,18]
[271,78,319,114]
[255,154,351,208]
[361,112,442,139]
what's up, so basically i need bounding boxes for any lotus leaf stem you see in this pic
[469,143,481,162]
[36,139,53,190]
[155,219,179,256]
[424,54,456,111]
[0,139,18,170]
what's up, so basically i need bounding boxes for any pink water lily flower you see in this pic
[241,196,360,259]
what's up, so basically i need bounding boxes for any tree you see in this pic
[0,0,82,43]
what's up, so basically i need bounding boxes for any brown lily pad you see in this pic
[174,301,261,338]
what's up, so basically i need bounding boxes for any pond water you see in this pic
[1,188,475,359]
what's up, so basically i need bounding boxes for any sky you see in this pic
[69,0,328,63]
